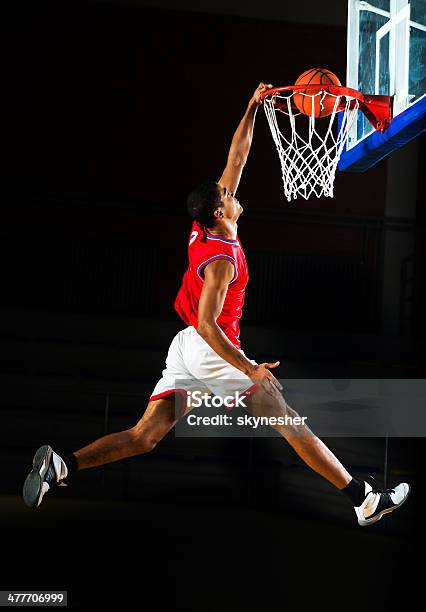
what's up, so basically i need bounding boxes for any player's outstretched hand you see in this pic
[251,82,273,106]
[249,362,283,396]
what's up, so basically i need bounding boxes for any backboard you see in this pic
[339,0,426,171]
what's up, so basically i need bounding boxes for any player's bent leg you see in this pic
[23,396,180,508]
[74,396,179,470]
[243,387,410,525]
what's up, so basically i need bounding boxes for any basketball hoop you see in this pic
[260,85,392,201]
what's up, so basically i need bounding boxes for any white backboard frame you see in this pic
[346,0,426,151]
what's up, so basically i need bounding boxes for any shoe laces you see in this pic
[45,459,67,487]
[366,474,395,497]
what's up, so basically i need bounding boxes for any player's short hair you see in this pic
[187,180,222,228]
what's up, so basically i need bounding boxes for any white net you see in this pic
[263,90,360,201]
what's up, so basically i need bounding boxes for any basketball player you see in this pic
[23,83,410,526]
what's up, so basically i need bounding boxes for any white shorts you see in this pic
[150,326,258,407]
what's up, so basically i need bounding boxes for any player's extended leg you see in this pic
[244,386,350,487]
[243,386,410,525]
[23,396,181,508]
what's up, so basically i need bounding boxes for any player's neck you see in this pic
[205,220,237,240]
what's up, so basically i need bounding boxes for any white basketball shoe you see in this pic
[355,479,410,526]
[23,445,68,508]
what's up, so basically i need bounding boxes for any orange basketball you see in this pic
[293,68,341,118]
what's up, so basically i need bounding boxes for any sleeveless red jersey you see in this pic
[174,220,249,349]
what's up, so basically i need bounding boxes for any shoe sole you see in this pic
[358,484,411,526]
[22,445,52,509]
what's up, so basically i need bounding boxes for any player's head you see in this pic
[187,181,242,229]
[216,183,243,223]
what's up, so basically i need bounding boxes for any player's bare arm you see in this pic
[197,258,282,395]
[218,82,272,195]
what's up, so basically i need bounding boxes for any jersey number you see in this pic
[189,231,198,246]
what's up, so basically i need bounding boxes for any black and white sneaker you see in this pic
[23,445,68,508]
[355,480,410,526]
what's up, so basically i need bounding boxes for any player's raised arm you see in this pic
[218,82,272,196]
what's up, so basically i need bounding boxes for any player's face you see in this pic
[219,186,243,220]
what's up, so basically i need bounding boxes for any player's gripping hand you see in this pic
[251,82,273,106]
[249,362,283,396]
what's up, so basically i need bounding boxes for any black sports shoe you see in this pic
[354,479,410,526]
[23,445,68,508]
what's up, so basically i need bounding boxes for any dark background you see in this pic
[1,0,424,610]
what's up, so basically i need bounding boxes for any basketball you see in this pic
[293,68,341,118]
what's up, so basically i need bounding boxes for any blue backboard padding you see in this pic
[338,96,426,172]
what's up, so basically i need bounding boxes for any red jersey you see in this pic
[174,220,249,349]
